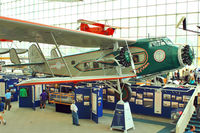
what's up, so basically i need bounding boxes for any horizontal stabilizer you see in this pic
[0,48,10,54]
[16,49,28,54]
[0,48,28,54]
[3,62,44,67]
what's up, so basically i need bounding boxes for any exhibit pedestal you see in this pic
[111,101,135,133]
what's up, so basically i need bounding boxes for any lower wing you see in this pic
[17,75,136,86]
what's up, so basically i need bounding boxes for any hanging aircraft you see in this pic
[176,16,200,34]
[77,19,128,36]
[0,16,194,101]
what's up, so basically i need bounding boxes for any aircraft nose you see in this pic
[180,45,194,66]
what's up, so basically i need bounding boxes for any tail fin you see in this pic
[29,44,44,63]
[51,49,59,58]
[28,44,46,72]
[9,48,21,64]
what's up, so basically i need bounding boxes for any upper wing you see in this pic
[0,16,136,48]
[17,75,136,86]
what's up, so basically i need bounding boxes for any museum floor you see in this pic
[0,102,175,133]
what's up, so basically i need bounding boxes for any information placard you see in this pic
[0,82,5,97]
[35,85,42,101]
[92,93,97,114]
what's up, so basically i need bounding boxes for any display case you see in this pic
[49,92,74,105]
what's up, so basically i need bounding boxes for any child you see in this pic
[0,98,6,125]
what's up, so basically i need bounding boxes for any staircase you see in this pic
[185,112,200,132]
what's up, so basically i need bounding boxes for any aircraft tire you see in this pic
[115,83,132,102]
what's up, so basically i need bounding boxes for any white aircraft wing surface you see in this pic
[0,48,28,54]
[0,16,136,48]
[0,48,10,54]
[17,75,136,86]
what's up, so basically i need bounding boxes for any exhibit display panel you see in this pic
[103,85,194,118]
[0,78,19,102]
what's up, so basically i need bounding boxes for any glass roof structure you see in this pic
[0,0,199,66]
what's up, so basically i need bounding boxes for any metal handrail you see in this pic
[175,86,199,133]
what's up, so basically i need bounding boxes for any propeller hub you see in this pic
[116,47,131,67]
[178,45,194,66]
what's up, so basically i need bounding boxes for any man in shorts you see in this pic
[0,98,6,125]
[40,90,47,109]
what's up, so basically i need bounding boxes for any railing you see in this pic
[176,86,199,133]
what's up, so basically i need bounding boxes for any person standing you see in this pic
[46,87,50,104]
[0,98,6,125]
[196,68,200,84]
[177,70,180,80]
[185,69,190,83]
[181,70,185,82]
[40,90,47,109]
[70,100,80,126]
[194,93,200,119]
[5,89,12,111]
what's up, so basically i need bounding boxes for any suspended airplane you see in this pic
[0,16,194,101]
[176,16,200,34]
[77,19,128,36]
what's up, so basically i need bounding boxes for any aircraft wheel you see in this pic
[115,83,132,102]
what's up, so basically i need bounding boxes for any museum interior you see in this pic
[0,0,200,133]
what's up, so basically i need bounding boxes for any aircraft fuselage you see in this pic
[30,37,194,77]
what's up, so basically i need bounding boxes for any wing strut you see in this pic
[50,32,72,77]
[113,41,122,76]
[36,41,55,77]
[125,40,136,74]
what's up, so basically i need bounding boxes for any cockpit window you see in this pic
[163,38,173,45]
[160,40,166,45]
[150,40,166,47]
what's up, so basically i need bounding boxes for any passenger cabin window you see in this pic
[93,62,99,68]
[71,60,75,65]
[133,55,139,63]
[84,62,90,70]
[163,38,173,45]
